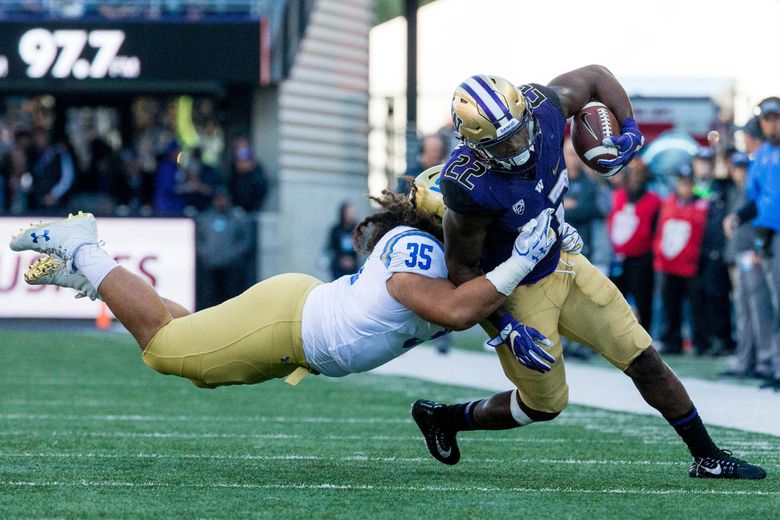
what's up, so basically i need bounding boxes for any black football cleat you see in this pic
[411,399,460,465]
[689,449,767,480]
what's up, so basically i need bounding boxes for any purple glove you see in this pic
[597,117,644,176]
[486,312,555,373]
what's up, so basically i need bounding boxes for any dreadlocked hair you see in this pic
[353,184,443,255]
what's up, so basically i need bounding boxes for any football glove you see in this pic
[485,208,556,295]
[597,117,644,177]
[559,222,583,255]
[512,207,556,266]
[487,312,555,373]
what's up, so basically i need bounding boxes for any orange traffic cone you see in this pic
[96,302,112,330]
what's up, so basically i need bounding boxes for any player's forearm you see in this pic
[440,277,506,330]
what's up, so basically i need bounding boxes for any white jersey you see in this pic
[301,226,448,377]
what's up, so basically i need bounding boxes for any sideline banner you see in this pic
[0,217,194,318]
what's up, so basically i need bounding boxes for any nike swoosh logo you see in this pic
[702,463,722,475]
[435,436,451,458]
[579,112,599,141]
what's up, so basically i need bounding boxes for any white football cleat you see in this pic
[9,211,98,262]
[25,255,100,301]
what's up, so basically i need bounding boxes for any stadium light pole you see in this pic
[404,0,418,181]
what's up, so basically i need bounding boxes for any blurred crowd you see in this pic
[0,95,268,218]
[0,0,261,20]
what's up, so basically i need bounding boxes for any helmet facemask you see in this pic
[474,111,540,170]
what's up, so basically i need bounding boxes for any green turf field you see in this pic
[1,329,778,518]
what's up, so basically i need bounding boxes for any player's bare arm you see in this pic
[390,207,556,330]
[548,64,633,122]
[386,272,505,331]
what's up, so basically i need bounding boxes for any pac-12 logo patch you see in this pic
[512,199,525,215]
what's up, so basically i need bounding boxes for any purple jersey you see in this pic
[440,83,568,285]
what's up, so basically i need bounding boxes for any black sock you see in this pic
[667,406,719,458]
[445,400,482,431]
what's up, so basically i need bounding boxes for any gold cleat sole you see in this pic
[10,211,95,241]
[24,256,64,284]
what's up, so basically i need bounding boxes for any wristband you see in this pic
[485,256,533,295]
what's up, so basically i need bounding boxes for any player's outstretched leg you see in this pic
[12,213,173,349]
[25,256,192,320]
[626,347,766,480]
[411,399,461,465]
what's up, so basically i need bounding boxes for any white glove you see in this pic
[559,222,583,255]
[512,208,557,266]
[486,208,556,295]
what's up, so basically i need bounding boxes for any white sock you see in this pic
[510,390,535,426]
[72,244,119,291]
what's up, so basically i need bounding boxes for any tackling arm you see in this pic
[386,273,505,331]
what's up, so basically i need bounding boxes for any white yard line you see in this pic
[0,479,777,496]
[0,452,695,466]
[371,347,780,437]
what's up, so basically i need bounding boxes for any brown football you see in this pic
[571,101,620,174]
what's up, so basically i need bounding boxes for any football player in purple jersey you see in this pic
[411,65,765,480]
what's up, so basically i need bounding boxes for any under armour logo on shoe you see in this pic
[31,230,50,243]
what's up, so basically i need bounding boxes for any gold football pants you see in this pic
[142,273,322,388]
[483,251,652,413]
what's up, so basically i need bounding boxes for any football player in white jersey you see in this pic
[9,175,563,390]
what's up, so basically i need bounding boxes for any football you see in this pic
[571,101,619,174]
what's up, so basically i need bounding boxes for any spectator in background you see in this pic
[114,148,153,215]
[400,133,450,192]
[327,201,359,280]
[30,128,75,215]
[70,136,120,216]
[195,186,253,309]
[725,96,780,390]
[692,147,717,200]
[607,158,661,331]
[181,147,220,211]
[562,138,601,256]
[722,151,773,379]
[0,142,33,215]
[653,165,709,355]
[230,146,268,212]
[153,139,186,216]
[697,147,735,356]
[741,116,765,156]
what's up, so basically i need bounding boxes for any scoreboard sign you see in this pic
[0,21,262,86]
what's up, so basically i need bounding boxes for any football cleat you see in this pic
[689,449,766,480]
[25,255,100,301]
[10,211,97,262]
[411,399,460,465]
